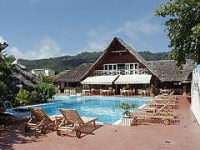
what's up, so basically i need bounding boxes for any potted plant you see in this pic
[118,102,136,126]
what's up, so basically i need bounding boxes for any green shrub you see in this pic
[118,102,136,117]
[15,82,56,106]
[35,83,56,103]
[15,89,31,106]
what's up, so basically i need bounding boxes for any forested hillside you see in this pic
[18,51,169,73]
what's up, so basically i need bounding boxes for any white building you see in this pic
[31,69,55,77]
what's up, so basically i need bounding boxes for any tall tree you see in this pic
[0,42,14,77]
[155,0,200,66]
[0,42,14,97]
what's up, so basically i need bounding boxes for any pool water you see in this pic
[5,108,31,120]
[36,96,151,124]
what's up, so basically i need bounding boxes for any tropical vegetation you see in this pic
[0,42,14,99]
[0,42,56,107]
[155,0,200,66]
[15,75,56,106]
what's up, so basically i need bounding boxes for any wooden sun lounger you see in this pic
[132,112,177,125]
[155,95,177,102]
[56,108,98,138]
[154,91,177,102]
[147,99,179,109]
[152,94,179,109]
[25,107,62,134]
[131,101,179,125]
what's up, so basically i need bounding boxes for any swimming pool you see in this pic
[35,96,151,124]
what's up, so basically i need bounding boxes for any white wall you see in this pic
[191,65,200,124]
[44,69,55,76]
[32,69,55,76]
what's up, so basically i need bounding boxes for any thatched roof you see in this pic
[13,63,38,87]
[54,63,92,83]
[147,59,195,82]
[4,62,38,94]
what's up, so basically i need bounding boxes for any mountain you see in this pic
[18,51,170,74]
[139,51,170,61]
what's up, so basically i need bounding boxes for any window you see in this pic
[113,65,117,70]
[135,63,139,69]
[125,64,129,70]
[109,65,112,70]
[104,64,117,71]
[130,64,133,69]
[117,64,125,70]
[104,65,108,70]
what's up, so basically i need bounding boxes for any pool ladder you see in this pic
[0,100,13,109]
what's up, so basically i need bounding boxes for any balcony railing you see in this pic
[93,69,149,76]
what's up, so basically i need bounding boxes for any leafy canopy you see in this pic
[118,102,136,117]
[15,83,56,106]
[35,82,56,103]
[0,42,14,97]
[155,0,200,66]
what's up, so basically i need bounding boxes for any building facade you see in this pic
[54,37,195,95]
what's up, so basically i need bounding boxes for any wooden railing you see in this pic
[93,69,149,76]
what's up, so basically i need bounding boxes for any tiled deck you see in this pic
[1,95,200,150]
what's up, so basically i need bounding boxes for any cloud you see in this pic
[83,39,108,52]
[6,37,65,60]
[7,47,24,58]
[0,36,7,43]
[84,19,163,52]
[87,27,107,38]
[86,40,106,51]
[85,27,112,52]
[115,19,163,39]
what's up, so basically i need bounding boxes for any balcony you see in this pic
[93,69,149,76]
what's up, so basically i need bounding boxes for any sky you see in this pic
[0,0,169,60]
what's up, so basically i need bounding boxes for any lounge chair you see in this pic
[25,107,62,134]
[147,96,178,109]
[131,101,179,126]
[155,90,175,100]
[153,94,178,109]
[56,108,98,138]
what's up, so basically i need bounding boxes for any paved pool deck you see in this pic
[1,95,200,150]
